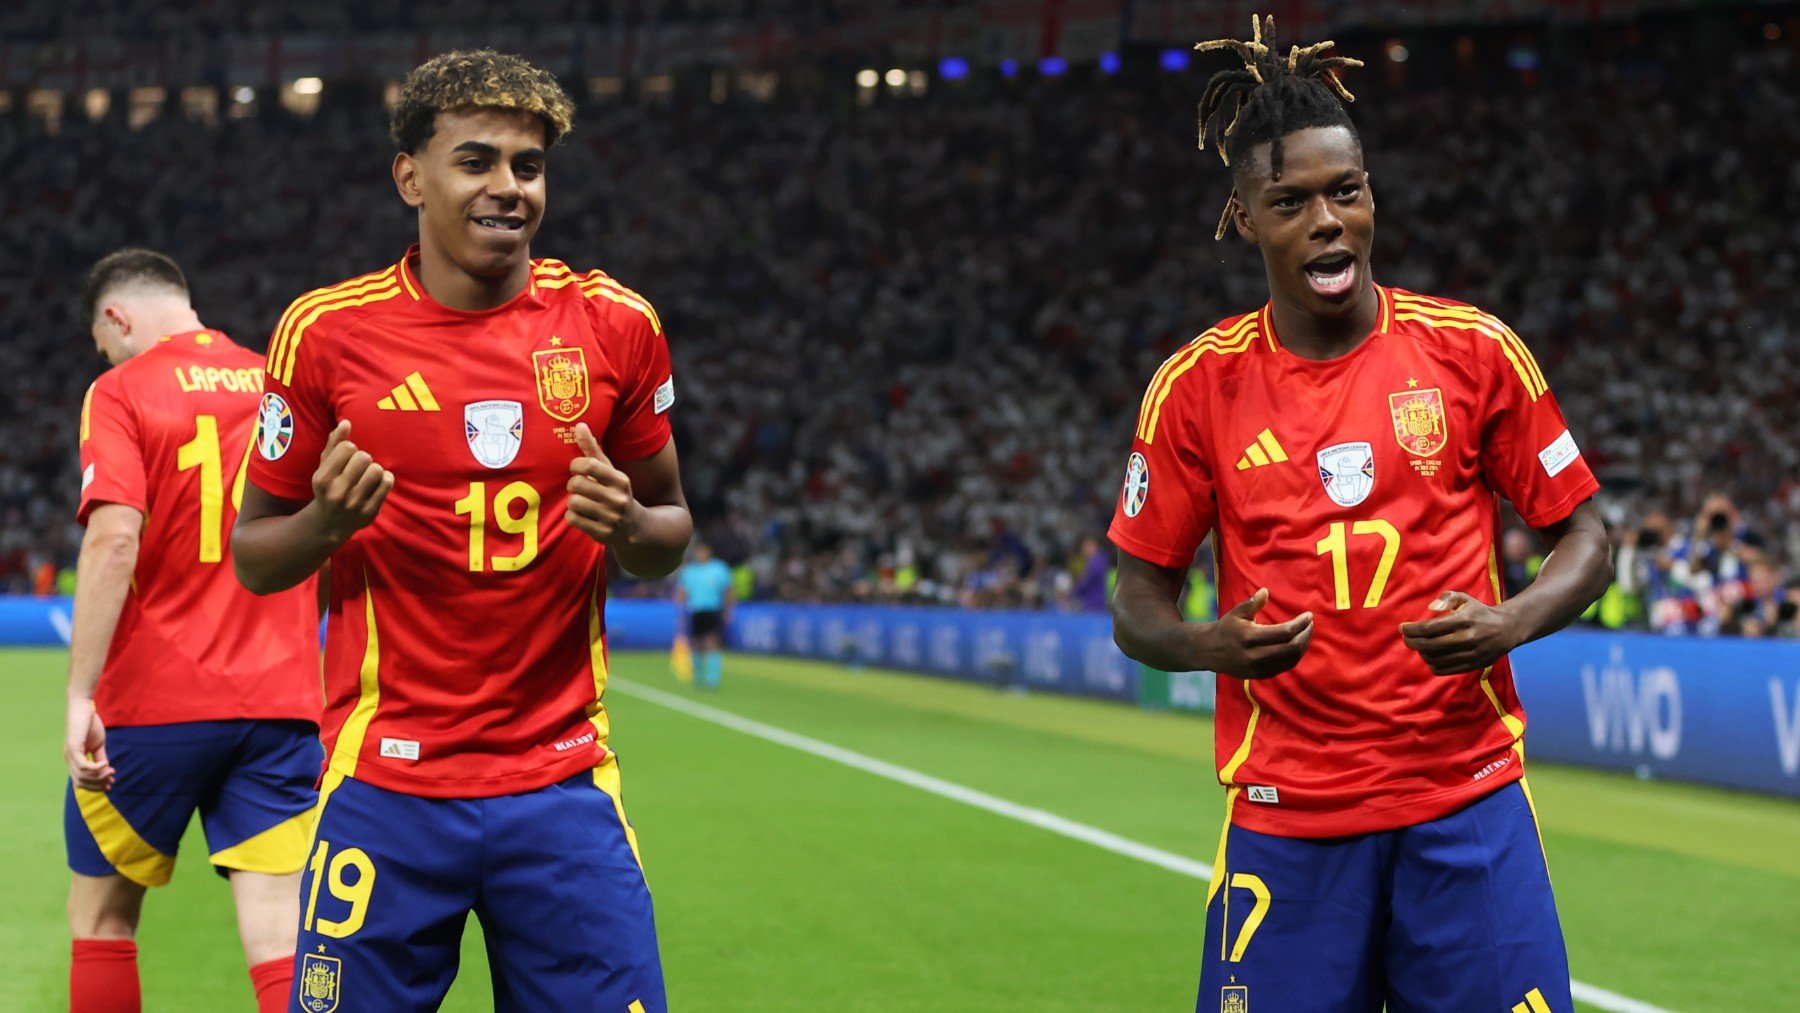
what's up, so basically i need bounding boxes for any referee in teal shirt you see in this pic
[675,542,734,689]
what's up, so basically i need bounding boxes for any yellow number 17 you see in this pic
[1315,519,1401,610]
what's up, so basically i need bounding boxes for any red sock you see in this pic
[248,956,293,1013]
[70,938,140,1013]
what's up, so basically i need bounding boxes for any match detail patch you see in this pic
[653,376,675,415]
[1537,429,1580,478]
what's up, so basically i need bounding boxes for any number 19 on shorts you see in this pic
[304,840,376,939]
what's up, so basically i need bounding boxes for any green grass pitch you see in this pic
[9,646,1798,1010]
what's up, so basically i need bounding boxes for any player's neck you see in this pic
[416,244,530,312]
[1267,283,1381,361]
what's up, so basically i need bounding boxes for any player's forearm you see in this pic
[1113,588,1207,672]
[67,532,136,701]
[232,502,347,595]
[610,502,692,579]
[1497,523,1612,649]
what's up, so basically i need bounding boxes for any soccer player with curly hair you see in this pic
[234,50,689,1010]
[1109,17,1612,1011]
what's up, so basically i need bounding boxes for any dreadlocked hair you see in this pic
[390,49,576,152]
[1195,15,1365,239]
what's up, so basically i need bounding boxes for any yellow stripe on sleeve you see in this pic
[273,276,402,384]
[1139,324,1258,444]
[80,384,95,444]
[267,268,396,381]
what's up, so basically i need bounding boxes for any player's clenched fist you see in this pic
[1199,588,1314,679]
[1398,591,1519,675]
[567,422,640,546]
[311,420,395,539]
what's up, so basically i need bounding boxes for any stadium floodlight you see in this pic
[1386,41,1410,63]
[1099,51,1121,75]
[938,57,970,81]
[1159,49,1189,72]
[232,86,255,104]
[856,69,879,88]
[884,68,907,87]
[293,77,323,95]
[1038,57,1067,77]
[999,59,1018,78]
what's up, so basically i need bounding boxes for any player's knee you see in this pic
[68,876,144,939]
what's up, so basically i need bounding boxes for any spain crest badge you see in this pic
[298,951,341,1012]
[533,344,590,422]
[1388,387,1447,457]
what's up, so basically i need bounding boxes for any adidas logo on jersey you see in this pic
[377,371,440,411]
[1235,428,1289,470]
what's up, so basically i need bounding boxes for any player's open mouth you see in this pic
[473,216,526,233]
[1303,252,1356,298]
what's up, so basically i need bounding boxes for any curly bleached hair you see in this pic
[1195,15,1366,239]
[390,49,576,152]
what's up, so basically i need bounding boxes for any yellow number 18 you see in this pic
[1315,519,1401,610]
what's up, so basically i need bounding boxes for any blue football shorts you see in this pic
[292,764,664,1013]
[1198,781,1572,1013]
[65,719,323,887]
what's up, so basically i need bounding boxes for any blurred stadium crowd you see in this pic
[0,14,1795,637]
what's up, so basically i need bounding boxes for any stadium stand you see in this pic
[0,10,1794,636]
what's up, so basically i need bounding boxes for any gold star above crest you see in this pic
[549,335,563,346]
[317,944,326,953]
[1406,377,1419,388]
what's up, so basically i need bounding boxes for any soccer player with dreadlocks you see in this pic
[233,50,688,1009]
[1109,17,1610,1011]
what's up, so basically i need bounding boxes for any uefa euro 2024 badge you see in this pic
[1122,452,1150,517]
[256,393,294,461]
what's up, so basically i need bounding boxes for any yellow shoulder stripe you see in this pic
[80,383,96,444]
[1136,315,1259,432]
[267,267,397,381]
[270,278,402,384]
[578,273,663,336]
[1136,316,1258,444]
[1393,297,1547,401]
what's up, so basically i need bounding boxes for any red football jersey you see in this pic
[77,330,322,727]
[246,249,674,799]
[1109,287,1599,837]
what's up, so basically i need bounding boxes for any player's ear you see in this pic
[1232,195,1258,245]
[104,304,130,338]
[393,152,425,209]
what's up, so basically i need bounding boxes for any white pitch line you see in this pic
[611,678,1675,1013]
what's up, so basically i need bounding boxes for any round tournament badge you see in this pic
[257,393,295,460]
[1123,452,1150,517]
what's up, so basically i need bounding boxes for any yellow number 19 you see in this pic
[303,839,376,939]
[453,481,541,572]
[1315,519,1401,609]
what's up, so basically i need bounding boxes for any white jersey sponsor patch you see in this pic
[653,375,676,415]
